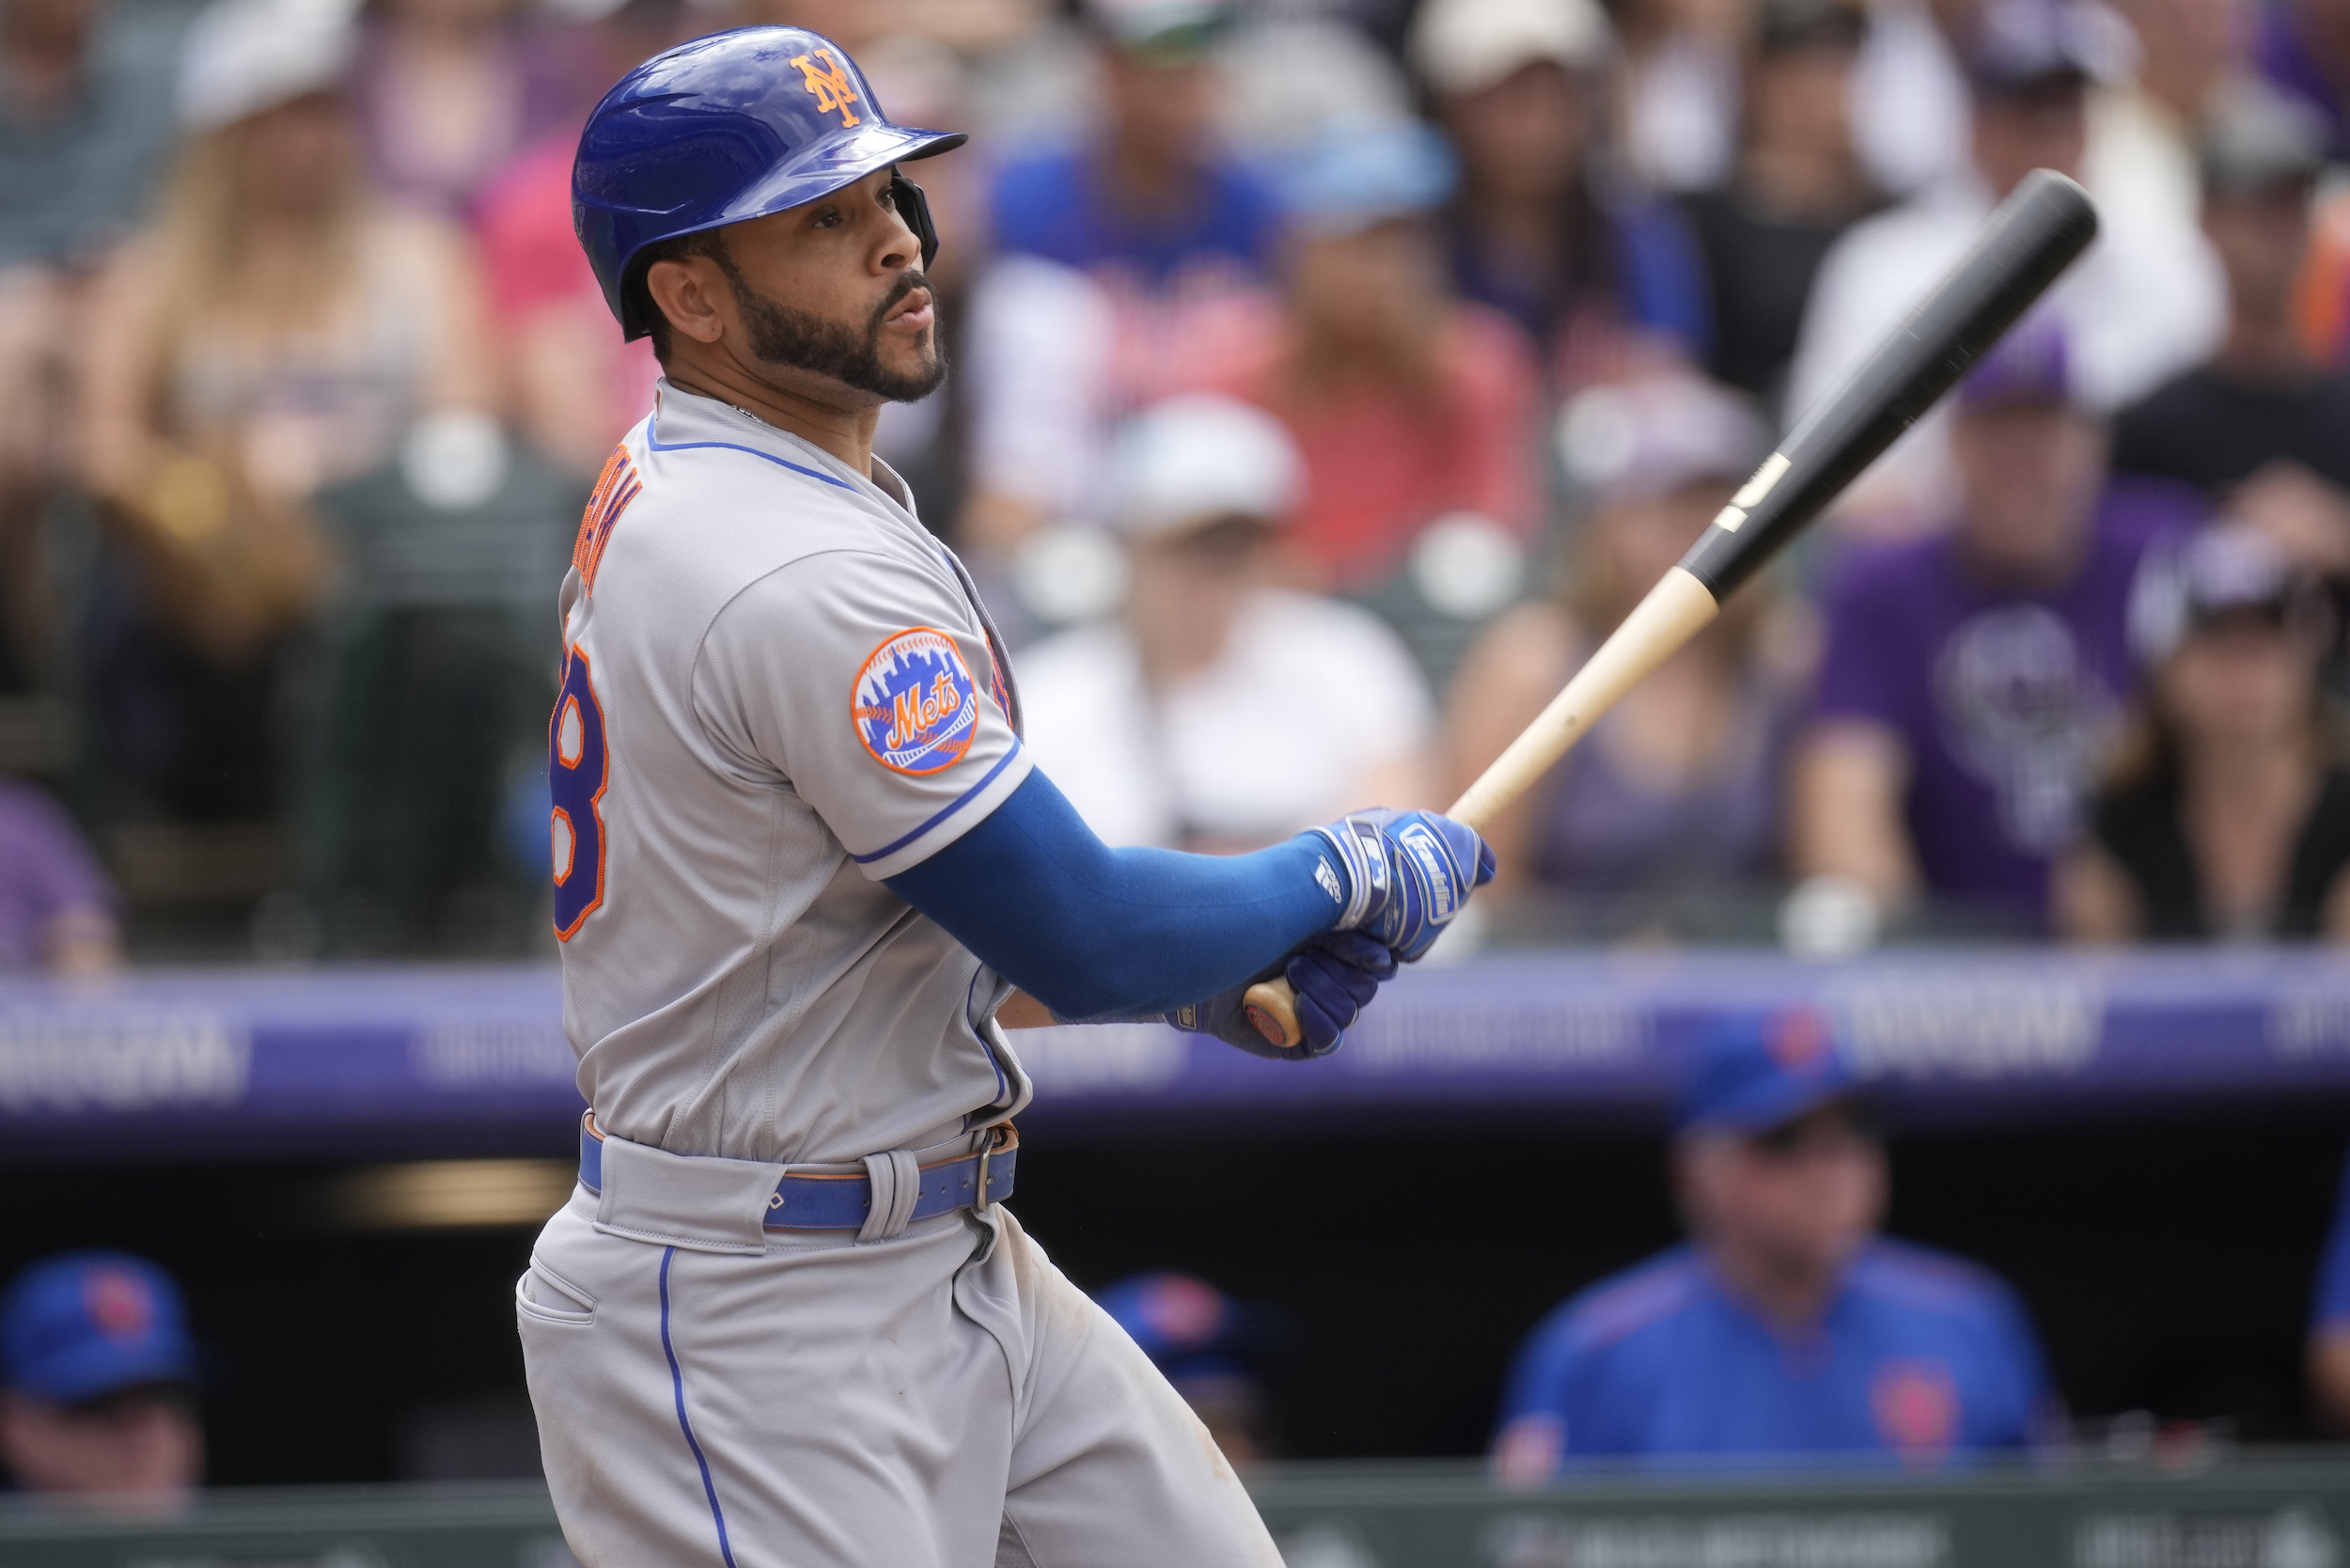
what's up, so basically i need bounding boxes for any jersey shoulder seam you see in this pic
[1555,1251,1703,1354]
[1848,1241,2010,1317]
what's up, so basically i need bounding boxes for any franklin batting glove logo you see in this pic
[791,50,862,128]
[1399,822,1458,925]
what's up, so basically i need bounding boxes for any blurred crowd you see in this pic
[0,0,2347,964]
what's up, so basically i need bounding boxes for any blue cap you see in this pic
[1095,1272,1249,1383]
[572,26,966,339]
[1676,1007,1856,1134]
[1278,118,1457,236]
[1,1252,196,1405]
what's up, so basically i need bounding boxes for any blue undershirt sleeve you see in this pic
[2315,1150,2350,1332]
[884,768,1345,1022]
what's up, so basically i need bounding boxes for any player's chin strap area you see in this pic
[579,1114,1015,1242]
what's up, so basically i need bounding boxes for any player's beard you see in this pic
[725,261,948,403]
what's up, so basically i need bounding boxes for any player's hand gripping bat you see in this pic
[1242,168,2100,1050]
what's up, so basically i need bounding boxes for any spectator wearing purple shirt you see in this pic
[1786,326,2208,943]
[0,776,118,973]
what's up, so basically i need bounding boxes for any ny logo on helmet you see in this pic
[791,50,861,128]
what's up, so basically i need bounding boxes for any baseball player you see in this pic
[1490,1012,2054,1477]
[519,26,1494,1568]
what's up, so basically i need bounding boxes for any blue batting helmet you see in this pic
[572,26,966,341]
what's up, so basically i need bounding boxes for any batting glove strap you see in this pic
[1166,933,1398,1059]
[1307,820,1390,931]
[1313,808,1495,963]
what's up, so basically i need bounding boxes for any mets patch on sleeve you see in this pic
[853,628,979,776]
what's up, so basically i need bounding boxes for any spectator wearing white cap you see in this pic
[1015,394,1434,852]
[78,0,494,827]
[1408,0,1713,392]
[1448,375,1803,938]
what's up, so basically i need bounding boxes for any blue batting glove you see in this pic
[1167,932,1399,1059]
[1310,808,1496,963]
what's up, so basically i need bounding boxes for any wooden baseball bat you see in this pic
[1242,168,2100,1049]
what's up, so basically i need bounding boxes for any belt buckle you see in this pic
[972,1124,1005,1214]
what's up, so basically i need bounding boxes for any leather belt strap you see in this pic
[577,1114,1016,1231]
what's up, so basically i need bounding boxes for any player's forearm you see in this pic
[885,771,1343,1022]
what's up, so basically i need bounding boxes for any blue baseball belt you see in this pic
[577,1113,1016,1231]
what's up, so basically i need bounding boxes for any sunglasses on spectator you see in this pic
[1747,1103,1882,1159]
[58,1382,198,1421]
[1161,514,1273,566]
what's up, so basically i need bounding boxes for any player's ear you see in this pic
[645,257,728,350]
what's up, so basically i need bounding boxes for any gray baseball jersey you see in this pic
[550,381,1033,1166]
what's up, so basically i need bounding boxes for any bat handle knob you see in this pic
[1242,978,1305,1051]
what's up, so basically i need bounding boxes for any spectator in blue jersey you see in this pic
[2307,1148,2350,1429]
[1491,1010,2056,1478]
[960,0,1285,555]
[0,1252,202,1510]
[1095,1271,1289,1464]
[984,0,1280,292]
[1407,0,1712,391]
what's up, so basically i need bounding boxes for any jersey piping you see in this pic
[646,397,858,491]
[849,742,1028,865]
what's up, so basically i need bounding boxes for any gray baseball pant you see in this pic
[517,1131,1281,1567]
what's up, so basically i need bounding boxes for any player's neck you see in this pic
[664,355,882,478]
[1703,1237,1845,1329]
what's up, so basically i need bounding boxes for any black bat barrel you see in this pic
[1676,168,2099,604]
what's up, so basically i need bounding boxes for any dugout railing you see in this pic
[1,1452,2346,1568]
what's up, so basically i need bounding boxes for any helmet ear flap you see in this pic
[891,171,940,271]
